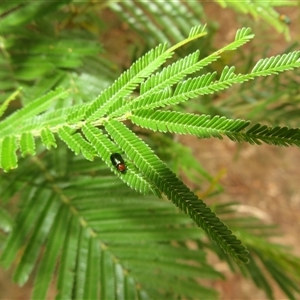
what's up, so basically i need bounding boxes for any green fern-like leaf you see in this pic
[0,88,68,139]
[139,50,200,95]
[13,196,60,285]
[105,119,249,263]
[131,109,250,139]
[252,52,300,75]
[131,109,300,147]
[244,124,300,146]
[115,27,254,117]
[1,151,221,299]
[85,43,173,122]
[130,51,300,111]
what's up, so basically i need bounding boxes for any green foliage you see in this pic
[0,1,300,299]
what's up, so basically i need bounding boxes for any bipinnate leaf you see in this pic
[105,119,249,264]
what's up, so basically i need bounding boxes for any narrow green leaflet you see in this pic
[83,238,100,300]
[0,188,51,268]
[58,127,81,155]
[100,249,116,300]
[32,204,70,300]
[56,215,81,300]
[0,136,18,171]
[13,194,60,285]
[41,128,57,149]
[73,227,90,300]
[20,132,36,157]
[115,263,125,300]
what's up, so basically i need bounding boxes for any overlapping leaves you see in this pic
[1,21,300,300]
[0,154,221,299]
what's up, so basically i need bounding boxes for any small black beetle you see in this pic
[279,14,291,25]
[110,153,126,173]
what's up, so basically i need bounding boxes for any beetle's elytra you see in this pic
[110,153,126,173]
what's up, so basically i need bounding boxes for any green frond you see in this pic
[194,27,253,63]
[0,88,68,139]
[115,27,254,116]
[131,72,216,110]
[68,178,220,299]
[232,27,254,49]
[1,188,51,268]
[131,109,300,147]
[20,132,36,157]
[21,104,83,134]
[131,109,250,139]
[85,43,173,122]
[243,124,300,146]
[1,152,222,299]
[167,24,208,52]
[57,126,96,160]
[252,51,300,75]
[105,119,249,264]
[130,51,300,111]
[82,124,161,197]
[220,66,236,81]
[1,5,300,297]
[189,24,207,38]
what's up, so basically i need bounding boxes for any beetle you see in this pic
[110,153,126,173]
[279,14,291,25]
